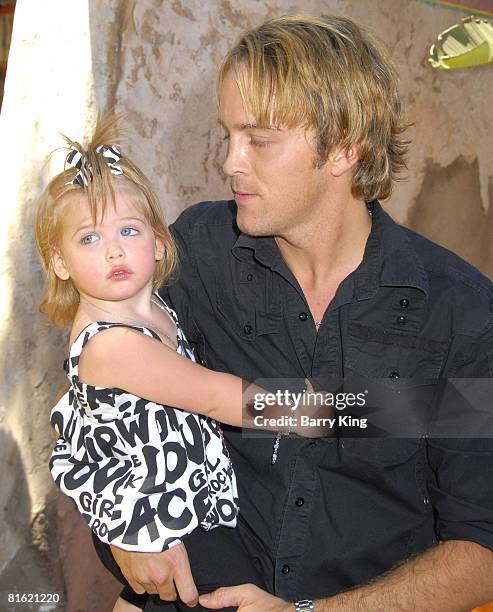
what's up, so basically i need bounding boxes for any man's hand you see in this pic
[199,584,291,612]
[111,543,198,606]
[198,542,493,612]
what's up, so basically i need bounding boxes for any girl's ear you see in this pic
[155,237,165,262]
[51,248,70,280]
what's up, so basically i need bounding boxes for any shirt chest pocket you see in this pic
[343,324,448,438]
[340,437,424,466]
[215,266,283,341]
[344,323,447,380]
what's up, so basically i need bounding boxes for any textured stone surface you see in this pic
[108,0,493,259]
[0,1,122,610]
[0,1,491,611]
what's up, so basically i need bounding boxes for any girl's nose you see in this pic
[106,242,124,261]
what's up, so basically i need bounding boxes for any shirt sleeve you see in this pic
[160,208,207,365]
[427,323,493,552]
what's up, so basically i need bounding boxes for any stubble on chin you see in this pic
[236,213,275,238]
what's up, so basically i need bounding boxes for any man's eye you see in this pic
[81,234,98,245]
[250,138,269,147]
[121,227,138,237]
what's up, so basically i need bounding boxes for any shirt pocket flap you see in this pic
[215,271,282,339]
[340,438,423,466]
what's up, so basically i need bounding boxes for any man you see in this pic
[110,14,493,611]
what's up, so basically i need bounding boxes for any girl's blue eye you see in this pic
[121,227,138,237]
[81,234,98,245]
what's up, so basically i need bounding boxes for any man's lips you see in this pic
[233,190,257,202]
[107,266,132,280]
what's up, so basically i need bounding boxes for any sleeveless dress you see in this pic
[50,297,239,552]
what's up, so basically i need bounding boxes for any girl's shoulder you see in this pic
[72,321,160,351]
[70,321,160,362]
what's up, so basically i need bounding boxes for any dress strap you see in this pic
[153,292,195,362]
[153,291,179,325]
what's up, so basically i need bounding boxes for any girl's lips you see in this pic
[107,266,132,280]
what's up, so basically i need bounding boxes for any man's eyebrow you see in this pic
[217,119,281,131]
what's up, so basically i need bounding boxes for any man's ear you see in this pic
[155,237,165,262]
[51,248,70,280]
[329,146,359,177]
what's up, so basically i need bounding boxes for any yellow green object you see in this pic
[429,17,493,69]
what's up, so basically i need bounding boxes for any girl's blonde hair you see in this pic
[218,14,410,201]
[35,114,177,326]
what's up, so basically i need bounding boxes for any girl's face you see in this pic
[51,184,164,306]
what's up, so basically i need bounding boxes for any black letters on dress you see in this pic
[122,496,160,546]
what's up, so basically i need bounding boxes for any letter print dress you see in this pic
[50,297,239,552]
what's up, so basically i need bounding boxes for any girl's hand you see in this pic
[244,379,335,438]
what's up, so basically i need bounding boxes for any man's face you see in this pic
[218,70,333,238]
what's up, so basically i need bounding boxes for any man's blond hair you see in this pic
[218,14,410,201]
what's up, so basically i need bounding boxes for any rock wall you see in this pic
[0,1,491,610]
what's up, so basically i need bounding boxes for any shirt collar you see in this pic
[231,200,429,299]
[367,200,429,298]
[232,231,278,265]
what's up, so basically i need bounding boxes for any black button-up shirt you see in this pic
[161,200,493,601]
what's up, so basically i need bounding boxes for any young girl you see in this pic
[35,116,281,611]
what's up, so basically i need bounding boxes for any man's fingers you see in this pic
[110,543,197,603]
[199,585,254,609]
[141,582,159,596]
[155,581,177,602]
[168,543,198,606]
[199,587,238,609]
[174,567,199,605]
[126,578,146,595]
[123,571,160,596]
[149,555,178,600]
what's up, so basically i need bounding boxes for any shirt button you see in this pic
[243,324,253,335]
[298,312,308,321]
[295,497,305,507]
[389,371,400,379]
[246,274,254,281]
[281,564,291,574]
[397,315,406,325]
[400,298,409,308]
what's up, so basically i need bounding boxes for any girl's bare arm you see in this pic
[78,326,255,427]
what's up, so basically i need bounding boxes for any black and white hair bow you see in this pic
[66,145,123,187]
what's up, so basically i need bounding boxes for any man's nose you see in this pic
[222,138,248,177]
